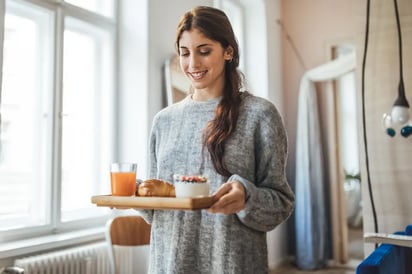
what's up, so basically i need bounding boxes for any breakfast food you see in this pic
[178,175,207,183]
[137,179,176,197]
[173,175,210,198]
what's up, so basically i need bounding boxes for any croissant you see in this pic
[137,179,176,197]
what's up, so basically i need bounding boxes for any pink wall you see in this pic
[355,0,412,256]
[281,0,412,259]
[280,0,356,196]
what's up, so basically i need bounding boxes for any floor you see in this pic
[270,226,363,274]
[347,226,364,260]
[270,265,355,274]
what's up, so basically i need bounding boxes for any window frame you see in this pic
[214,0,245,71]
[0,0,119,251]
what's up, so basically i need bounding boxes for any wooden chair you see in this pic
[105,215,151,274]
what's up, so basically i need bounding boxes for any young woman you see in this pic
[139,6,295,274]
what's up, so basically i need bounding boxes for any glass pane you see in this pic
[65,0,115,18]
[221,1,244,71]
[0,2,53,230]
[61,17,114,222]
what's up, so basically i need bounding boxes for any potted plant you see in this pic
[343,170,362,227]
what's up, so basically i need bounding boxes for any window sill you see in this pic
[0,227,106,260]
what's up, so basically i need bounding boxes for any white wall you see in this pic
[118,0,149,178]
[243,0,289,269]
[355,0,412,256]
[118,0,213,179]
[147,0,214,124]
[241,0,268,99]
[264,0,284,116]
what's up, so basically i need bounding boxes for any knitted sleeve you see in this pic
[228,97,295,232]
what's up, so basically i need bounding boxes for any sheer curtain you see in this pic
[295,51,356,269]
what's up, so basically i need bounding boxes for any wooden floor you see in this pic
[270,228,362,273]
[270,258,362,274]
[348,227,364,260]
[270,265,355,274]
[270,226,363,274]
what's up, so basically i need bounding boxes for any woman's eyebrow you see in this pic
[197,43,213,48]
[179,43,213,50]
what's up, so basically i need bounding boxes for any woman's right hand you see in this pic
[207,181,246,215]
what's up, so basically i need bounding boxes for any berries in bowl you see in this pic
[173,175,210,198]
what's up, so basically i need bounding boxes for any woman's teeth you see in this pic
[190,71,206,80]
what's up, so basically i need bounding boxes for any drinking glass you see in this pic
[110,163,137,196]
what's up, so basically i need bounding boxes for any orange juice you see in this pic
[110,172,136,196]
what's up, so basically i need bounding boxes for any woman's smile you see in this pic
[189,70,208,80]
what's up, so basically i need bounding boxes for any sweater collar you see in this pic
[183,94,222,107]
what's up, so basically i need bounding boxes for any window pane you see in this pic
[61,17,114,222]
[221,1,244,71]
[0,2,53,230]
[65,0,115,18]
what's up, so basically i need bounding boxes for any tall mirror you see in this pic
[164,54,191,106]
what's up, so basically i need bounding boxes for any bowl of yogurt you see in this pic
[173,174,210,198]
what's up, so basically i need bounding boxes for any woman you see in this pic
[139,6,294,274]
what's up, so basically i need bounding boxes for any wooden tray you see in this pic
[91,195,216,210]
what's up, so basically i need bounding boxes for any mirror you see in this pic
[164,54,191,105]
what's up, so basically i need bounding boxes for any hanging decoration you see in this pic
[382,0,412,137]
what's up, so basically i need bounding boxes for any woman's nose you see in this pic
[189,54,200,68]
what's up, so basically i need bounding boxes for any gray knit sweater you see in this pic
[138,93,294,274]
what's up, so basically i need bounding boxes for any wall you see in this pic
[280,0,357,262]
[119,0,213,179]
[281,0,412,260]
[355,0,412,256]
[118,0,149,178]
[281,0,356,197]
[239,0,289,268]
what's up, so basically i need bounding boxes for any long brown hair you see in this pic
[175,6,244,176]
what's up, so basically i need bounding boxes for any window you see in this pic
[0,0,116,242]
[65,0,115,18]
[218,0,245,71]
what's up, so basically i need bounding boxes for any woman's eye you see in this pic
[200,50,211,56]
[180,52,189,57]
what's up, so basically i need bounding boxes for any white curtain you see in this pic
[295,51,356,269]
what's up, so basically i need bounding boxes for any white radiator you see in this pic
[13,242,111,274]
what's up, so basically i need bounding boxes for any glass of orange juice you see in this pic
[110,163,137,196]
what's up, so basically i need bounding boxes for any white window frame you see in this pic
[0,0,55,234]
[214,0,246,72]
[0,0,122,259]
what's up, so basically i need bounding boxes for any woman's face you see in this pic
[178,28,232,97]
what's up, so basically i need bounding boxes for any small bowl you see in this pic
[173,175,210,198]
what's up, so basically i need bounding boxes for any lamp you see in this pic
[382,0,412,138]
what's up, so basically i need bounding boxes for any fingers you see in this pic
[207,181,246,215]
[212,182,233,199]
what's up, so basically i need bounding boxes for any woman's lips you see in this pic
[189,70,207,80]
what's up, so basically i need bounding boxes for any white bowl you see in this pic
[173,175,210,198]
[174,181,210,198]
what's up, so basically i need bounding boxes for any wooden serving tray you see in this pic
[91,195,216,210]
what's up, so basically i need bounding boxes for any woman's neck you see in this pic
[192,88,223,101]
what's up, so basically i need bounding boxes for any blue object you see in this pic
[386,127,396,137]
[356,225,412,274]
[401,125,412,137]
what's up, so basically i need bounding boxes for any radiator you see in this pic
[13,242,111,274]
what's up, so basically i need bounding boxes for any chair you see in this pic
[105,215,151,274]
[356,225,412,274]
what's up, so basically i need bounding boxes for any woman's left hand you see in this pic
[207,181,246,214]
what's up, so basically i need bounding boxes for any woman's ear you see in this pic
[224,46,234,61]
